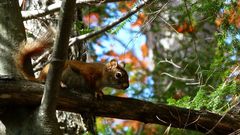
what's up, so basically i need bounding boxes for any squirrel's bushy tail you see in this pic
[15,30,55,80]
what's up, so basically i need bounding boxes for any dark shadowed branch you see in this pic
[0,79,239,135]
[40,0,76,114]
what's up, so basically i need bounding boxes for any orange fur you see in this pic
[15,31,54,81]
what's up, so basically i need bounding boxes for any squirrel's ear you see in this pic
[118,61,125,68]
[110,59,118,68]
[106,59,118,70]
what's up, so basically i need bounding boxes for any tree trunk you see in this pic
[0,0,34,134]
[0,0,26,77]
[0,0,76,134]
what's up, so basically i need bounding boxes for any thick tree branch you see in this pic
[0,79,239,135]
[69,0,150,45]
[21,0,129,20]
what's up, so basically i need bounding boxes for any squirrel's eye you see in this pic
[115,72,122,79]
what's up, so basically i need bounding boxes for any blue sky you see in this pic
[93,3,146,61]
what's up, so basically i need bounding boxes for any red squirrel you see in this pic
[15,32,129,97]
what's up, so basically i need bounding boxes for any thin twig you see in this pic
[34,61,50,72]
[68,0,151,46]
[228,129,240,135]
[163,124,171,135]
[22,2,61,20]
[22,0,130,20]
[161,72,195,82]
[156,115,168,124]
[206,113,227,134]
[158,58,181,69]
[145,2,169,23]
[32,50,52,67]
[222,66,239,89]
[185,115,200,127]
[185,82,200,85]
[160,17,180,34]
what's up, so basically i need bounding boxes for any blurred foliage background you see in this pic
[89,0,240,134]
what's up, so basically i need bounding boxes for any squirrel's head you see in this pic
[104,59,129,90]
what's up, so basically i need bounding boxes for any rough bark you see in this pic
[0,79,239,135]
[0,1,36,134]
[0,0,77,134]
[0,0,26,77]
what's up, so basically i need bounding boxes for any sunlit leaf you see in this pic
[131,13,146,27]
[106,50,119,57]
[83,12,100,25]
[141,43,148,57]
[118,0,137,13]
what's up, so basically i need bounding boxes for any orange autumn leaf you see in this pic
[216,2,240,28]
[100,58,107,63]
[140,60,149,70]
[131,13,146,27]
[121,120,141,132]
[83,12,99,25]
[125,0,136,8]
[188,25,195,33]
[119,51,150,70]
[118,0,137,13]
[141,43,148,57]
[105,50,146,68]
[119,51,136,61]
[105,50,119,57]
[126,57,139,67]
[143,124,158,135]
[119,7,128,13]
[176,21,187,33]
[176,25,185,33]
[176,21,195,33]
[228,10,236,24]
[235,16,240,28]
[215,17,223,27]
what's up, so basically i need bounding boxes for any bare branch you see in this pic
[21,0,129,20]
[69,0,151,46]
[161,72,195,82]
[157,58,181,69]
[229,129,240,135]
[206,112,228,134]
[185,82,200,86]
[0,79,239,134]
[22,2,61,20]
[32,50,51,66]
